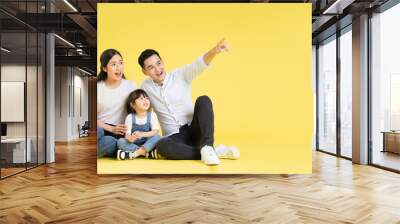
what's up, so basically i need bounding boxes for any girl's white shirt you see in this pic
[124,111,160,135]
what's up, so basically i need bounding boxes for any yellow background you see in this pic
[97,3,312,174]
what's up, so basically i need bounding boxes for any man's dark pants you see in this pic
[156,95,214,160]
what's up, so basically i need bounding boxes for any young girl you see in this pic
[116,89,161,160]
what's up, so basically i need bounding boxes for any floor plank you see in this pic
[1,135,400,223]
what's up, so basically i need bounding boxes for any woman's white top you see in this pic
[97,79,136,125]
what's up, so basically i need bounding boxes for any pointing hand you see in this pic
[214,38,229,53]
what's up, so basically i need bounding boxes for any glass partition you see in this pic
[0,1,46,179]
[1,30,28,178]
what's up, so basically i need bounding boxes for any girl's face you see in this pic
[103,54,124,82]
[131,94,150,112]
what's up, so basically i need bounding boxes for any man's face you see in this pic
[142,54,166,84]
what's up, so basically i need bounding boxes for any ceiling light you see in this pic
[1,47,11,53]
[63,0,78,12]
[322,0,354,15]
[54,34,75,48]
[78,67,93,76]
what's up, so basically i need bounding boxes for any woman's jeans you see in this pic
[117,135,161,153]
[97,127,117,157]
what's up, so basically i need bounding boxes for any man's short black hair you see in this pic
[138,49,161,68]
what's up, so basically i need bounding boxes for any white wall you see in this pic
[54,66,69,141]
[1,65,26,139]
[70,71,89,139]
[54,67,89,141]
[1,65,37,137]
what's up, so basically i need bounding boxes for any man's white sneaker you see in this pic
[200,145,220,166]
[215,145,240,159]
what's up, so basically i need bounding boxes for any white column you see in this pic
[352,14,369,164]
[312,45,317,151]
[46,1,55,163]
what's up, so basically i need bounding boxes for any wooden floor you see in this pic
[1,167,26,178]
[1,136,400,223]
[373,150,400,171]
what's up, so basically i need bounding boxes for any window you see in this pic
[340,28,352,158]
[317,36,337,154]
[371,2,400,171]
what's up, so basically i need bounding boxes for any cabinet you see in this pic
[382,132,400,154]
[0,138,31,164]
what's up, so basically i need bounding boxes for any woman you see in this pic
[97,49,136,157]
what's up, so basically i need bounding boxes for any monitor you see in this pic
[1,123,7,138]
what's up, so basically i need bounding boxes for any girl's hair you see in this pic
[97,49,125,82]
[126,89,150,114]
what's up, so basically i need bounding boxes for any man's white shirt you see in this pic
[141,55,209,136]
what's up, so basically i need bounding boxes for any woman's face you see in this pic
[103,54,124,82]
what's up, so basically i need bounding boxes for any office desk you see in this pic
[382,131,400,154]
[1,138,31,163]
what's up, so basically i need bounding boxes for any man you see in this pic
[139,39,239,165]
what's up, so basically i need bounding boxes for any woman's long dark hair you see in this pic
[97,49,125,81]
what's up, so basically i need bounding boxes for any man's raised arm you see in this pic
[203,38,229,65]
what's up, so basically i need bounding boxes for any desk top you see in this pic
[1,138,27,143]
[381,131,400,134]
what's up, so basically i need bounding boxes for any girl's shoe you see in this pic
[117,150,126,160]
[127,150,141,159]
